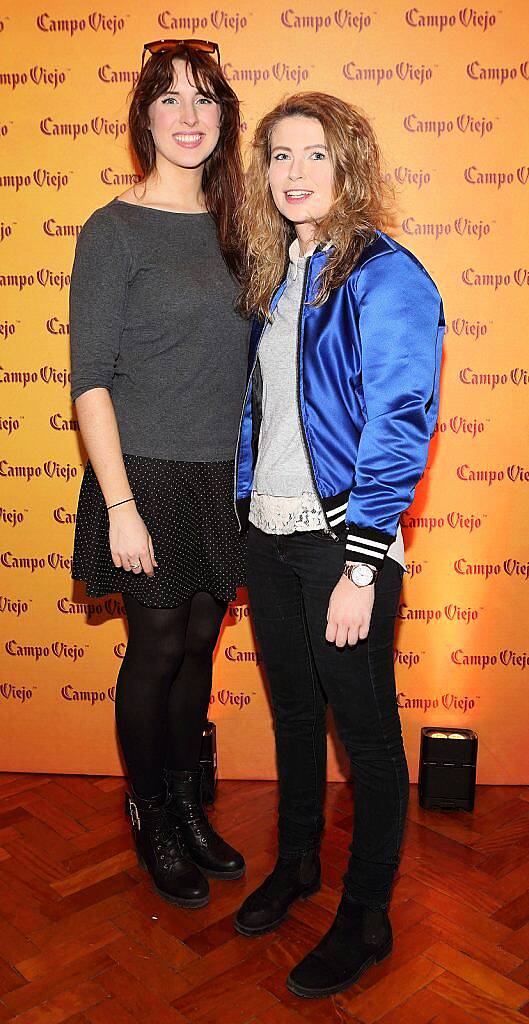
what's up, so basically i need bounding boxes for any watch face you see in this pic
[352,563,375,586]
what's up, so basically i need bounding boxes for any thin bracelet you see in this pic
[106,497,135,511]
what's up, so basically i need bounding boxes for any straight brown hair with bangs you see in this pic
[129,47,244,281]
[238,92,394,318]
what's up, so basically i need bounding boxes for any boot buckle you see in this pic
[129,799,141,831]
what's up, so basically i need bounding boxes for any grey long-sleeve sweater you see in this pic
[69,199,248,462]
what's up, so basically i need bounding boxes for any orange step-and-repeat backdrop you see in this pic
[1,1,528,782]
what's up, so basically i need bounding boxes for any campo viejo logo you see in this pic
[36,12,127,35]
[0,683,34,703]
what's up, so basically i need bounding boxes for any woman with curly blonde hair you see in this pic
[233,93,445,998]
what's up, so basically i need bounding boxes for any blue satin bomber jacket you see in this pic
[234,231,446,569]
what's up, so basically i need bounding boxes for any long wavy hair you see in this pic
[129,46,244,280]
[239,92,393,317]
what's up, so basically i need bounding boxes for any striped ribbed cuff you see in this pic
[345,523,395,569]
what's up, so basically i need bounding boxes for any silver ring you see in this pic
[130,561,141,569]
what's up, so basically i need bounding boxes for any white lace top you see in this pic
[250,491,327,535]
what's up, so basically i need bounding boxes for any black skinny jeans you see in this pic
[246,523,409,911]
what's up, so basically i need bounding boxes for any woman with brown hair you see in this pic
[69,40,246,908]
[234,93,444,995]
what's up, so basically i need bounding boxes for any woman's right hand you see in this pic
[108,502,158,576]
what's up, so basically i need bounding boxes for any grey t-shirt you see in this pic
[253,251,315,498]
[69,199,248,462]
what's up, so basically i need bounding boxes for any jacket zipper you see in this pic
[233,319,268,531]
[295,258,340,542]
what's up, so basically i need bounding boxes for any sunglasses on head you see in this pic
[141,38,221,71]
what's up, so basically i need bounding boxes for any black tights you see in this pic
[115,591,227,798]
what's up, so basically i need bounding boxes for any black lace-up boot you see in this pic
[126,788,209,908]
[235,850,321,936]
[165,768,245,879]
[286,892,393,998]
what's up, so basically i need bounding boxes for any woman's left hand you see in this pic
[326,575,374,647]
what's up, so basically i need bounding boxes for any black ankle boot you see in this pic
[126,788,209,908]
[165,768,245,879]
[235,851,321,936]
[286,892,393,998]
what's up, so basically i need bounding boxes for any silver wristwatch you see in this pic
[343,562,378,587]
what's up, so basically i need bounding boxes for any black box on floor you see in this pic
[200,720,218,805]
[418,727,478,811]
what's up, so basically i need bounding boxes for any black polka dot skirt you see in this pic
[72,454,246,608]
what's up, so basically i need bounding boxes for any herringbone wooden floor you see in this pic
[1,775,528,1023]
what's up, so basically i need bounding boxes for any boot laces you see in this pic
[152,823,188,868]
[183,800,220,845]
